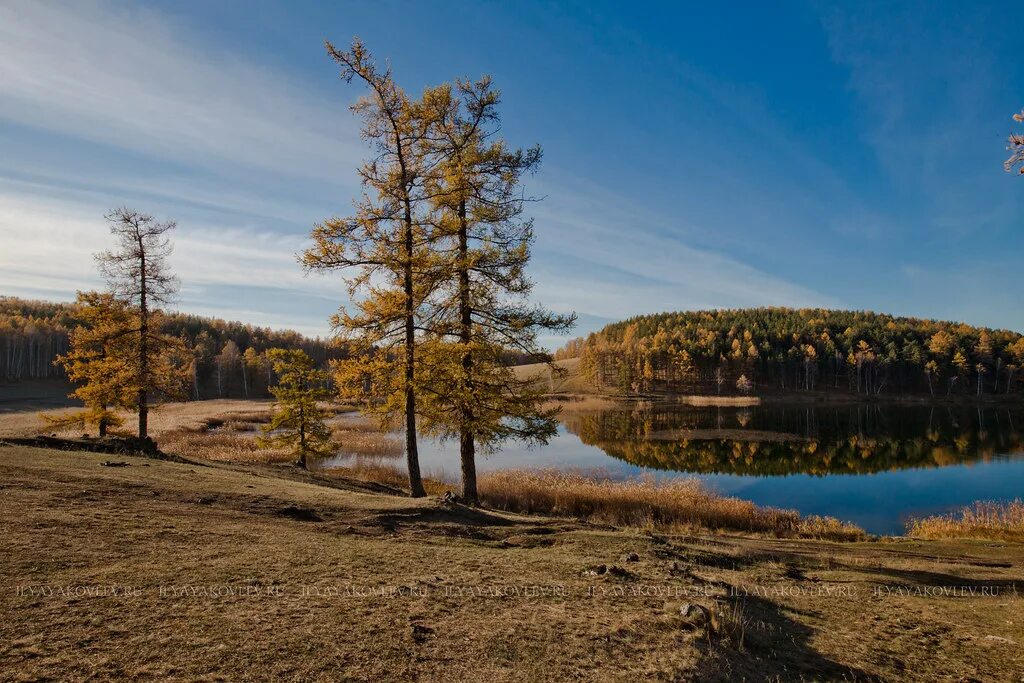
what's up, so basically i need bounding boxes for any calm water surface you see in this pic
[322,403,1024,535]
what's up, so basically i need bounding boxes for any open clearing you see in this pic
[2,444,1022,681]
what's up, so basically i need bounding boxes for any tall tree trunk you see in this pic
[298,403,307,469]
[457,199,478,504]
[402,195,425,498]
[137,236,149,440]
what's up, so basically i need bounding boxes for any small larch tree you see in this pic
[48,291,138,436]
[96,207,183,439]
[259,348,333,469]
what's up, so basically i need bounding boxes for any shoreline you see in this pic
[544,390,1024,408]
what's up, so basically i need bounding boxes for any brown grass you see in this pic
[17,400,393,463]
[512,357,594,394]
[160,429,292,463]
[0,399,278,439]
[311,462,865,540]
[678,395,761,407]
[3,445,1024,681]
[319,460,452,496]
[9,399,864,539]
[907,499,1024,541]
[794,515,866,542]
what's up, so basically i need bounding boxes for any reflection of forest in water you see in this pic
[560,404,1024,476]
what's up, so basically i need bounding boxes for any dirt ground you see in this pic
[1,445,1021,682]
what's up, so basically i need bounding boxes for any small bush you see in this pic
[795,515,867,542]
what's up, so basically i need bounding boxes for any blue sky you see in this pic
[1,1,1021,344]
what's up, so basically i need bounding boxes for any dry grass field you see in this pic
[476,469,865,541]
[1,445,1023,681]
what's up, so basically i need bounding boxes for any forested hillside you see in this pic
[555,308,1024,397]
[0,296,338,399]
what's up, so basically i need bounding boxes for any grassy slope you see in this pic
[513,358,593,394]
[2,446,1023,681]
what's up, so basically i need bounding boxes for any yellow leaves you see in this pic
[49,291,188,436]
[928,329,955,357]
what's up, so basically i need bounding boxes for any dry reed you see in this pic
[906,500,1024,541]
[478,469,810,535]
[330,426,403,457]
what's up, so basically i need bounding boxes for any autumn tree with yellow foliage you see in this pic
[49,291,137,436]
[417,78,575,502]
[93,208,188,439]
[301,39,444,496]
[566,308,1024,397]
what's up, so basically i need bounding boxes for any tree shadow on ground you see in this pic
[833,561,1021,593]
[692,594,882,682]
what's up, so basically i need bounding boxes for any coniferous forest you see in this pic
[0,296,338,399]
[556,307,1024,397]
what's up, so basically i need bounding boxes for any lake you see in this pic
[323,402,1024,535]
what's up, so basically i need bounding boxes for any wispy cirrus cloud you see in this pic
[0,0,359,181]
[819,4,1021,238]
[0,188,340,335]
[529,177,835,331]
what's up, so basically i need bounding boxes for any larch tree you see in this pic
[95,207,185,439]
[1007,109,1024,175]
[258,348,333,469]
[301,39,441,497]
[418,78,575,503]
[48,291,137,436]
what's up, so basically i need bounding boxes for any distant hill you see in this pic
[0,296,338,399]
[554,307,1024,398]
